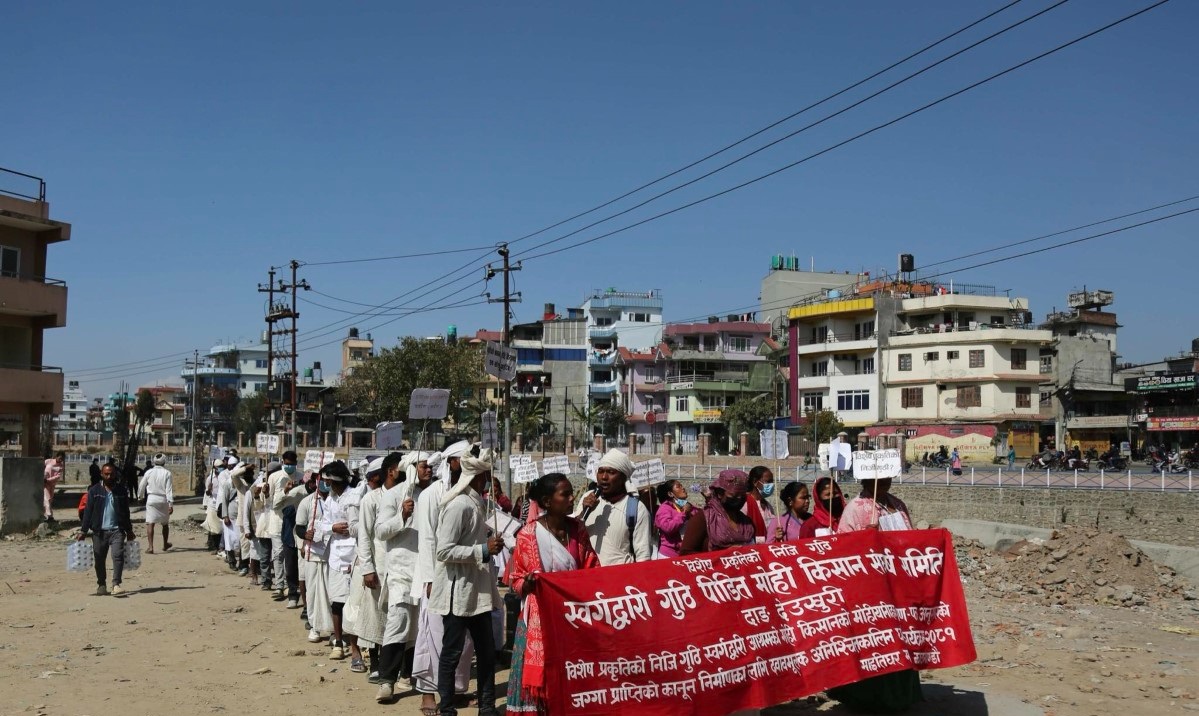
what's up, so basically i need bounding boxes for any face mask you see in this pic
[759,483,775,498]
[283,465,296,475]
[674,498,689,509]
[724,496,747,513]
[317,480,330,494]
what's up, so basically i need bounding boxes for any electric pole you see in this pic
[185,350,201,495]
[486,244,521,493]
[262,263,309,450]
[257,268,277,434]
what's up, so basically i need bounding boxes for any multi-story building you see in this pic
[511,310,589,442]
[137,384,188,441]
[788,293,884,429]
[580,289,663,407]
[1039,290,1131,453]
[101,392,133,433]
[340,327,374,380]
[615,346,670,451]
[663,320,775,452]
[0,167,70,454]
[180,337,271,438]
[465,329,504,408]
[54,380,89,434]
[759,255,866,333]
[1119,344,1199,452]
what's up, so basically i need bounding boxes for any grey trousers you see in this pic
[271,538,286,590]
[92,529,126,587]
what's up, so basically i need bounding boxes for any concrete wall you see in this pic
[0,457,44,534]
[896,483,1199,548]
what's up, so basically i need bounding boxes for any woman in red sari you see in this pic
[505,472,599,713]
[797,476,845,539]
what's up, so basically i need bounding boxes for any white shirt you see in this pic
[377,479,425,604]
[412,479,450,588]
[583,494,653,566]
[262,468,295,537]
[355,486,387,578]
[429,490,499,618]
[137,466,174,503]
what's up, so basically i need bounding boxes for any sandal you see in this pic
[350,657,366,673]
[420,708,439,716]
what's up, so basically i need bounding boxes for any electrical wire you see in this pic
[514,0,1172,263]
[297,244,497,268]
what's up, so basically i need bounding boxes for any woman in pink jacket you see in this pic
[653,480,698,558]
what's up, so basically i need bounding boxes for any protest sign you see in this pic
[829,438,852,471]
[375,421,404,450]
[481,411,499,449]
[585,452,600,482]
[629,458,666,489]
[254,433,280,455]
[409,388,451,420]
[510,454,538,484]
[303,450,337,472]
[759,430,789,460]
[541,455,571,476]
[538,528,976,716]
[484,341,518,381]
[851,449,903,481]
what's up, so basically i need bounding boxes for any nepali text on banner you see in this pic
[537,528,976,716]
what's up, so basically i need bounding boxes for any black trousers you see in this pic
[438,611,497,716]
[283,544,299,598]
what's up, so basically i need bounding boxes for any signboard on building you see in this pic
[692,408,722,424]
[484,341,517,381]
[1066,415,1132,430]
[254,433,280,455]
[1127,373,1197,393]
[1147,416,1199,431]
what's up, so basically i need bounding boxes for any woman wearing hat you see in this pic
[679,469,756,555]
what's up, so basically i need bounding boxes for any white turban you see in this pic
[152,453,167,466]
[401,451,433,483]
[435,440,473,486]
[440,449,495,509]
[365,456,385,477]
[598,448,635,478]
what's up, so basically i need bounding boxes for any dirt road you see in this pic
[0,511,1194,716]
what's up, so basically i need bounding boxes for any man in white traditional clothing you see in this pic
[137,453,174,553]
[203,458,226,554]
[374,450,435,703]
[263,451,302,602]
[319,460,360,661]
[433,451,503,716]
[237,460,266,580]
[577,448,653,565]
[345,456,389,677]
[250,462,276,589]
[411,440,475,707]
[297,470,333,643]
[216,461,249,571]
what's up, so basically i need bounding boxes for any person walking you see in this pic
[43,452,64,522]
[136,453,174,553]
[432,451,504,716]
[77,463,135,596]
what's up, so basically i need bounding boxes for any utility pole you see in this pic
[257,268,277,434]
[185,350,201,495]
[487,244,521,493]
[263,264,309,450]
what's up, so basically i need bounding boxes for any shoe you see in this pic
[272,591,287,602]
[217,550,226,559]
[299,608,307,620]
[95,585,108,596]
[261,582,273,591]
[287,598,300,609]
[307,629,322,643]
[375,682,394,703]
[329,646,347,660]
[238,568,249,577]
[111,584,125,596]
[163,542,172,551]
[368,670,382,684]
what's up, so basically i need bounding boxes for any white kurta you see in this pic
[297,491,333,635]
[582,494,653,566]
[138,466,174,525]
[345,486,388,646]
[322,488,359,604]
[410,479,471,695]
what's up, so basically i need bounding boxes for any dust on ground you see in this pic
[0,512,1195,716]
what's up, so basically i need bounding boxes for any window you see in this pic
[812,360,828,376]
[630,312,650,323]
[811,326,829,343]
[923,351,939,361]
[69,403,76,410]
[728,335,751,352]
[947,351,959,360]
[240,382,247,390]
[836,390,870,412]
[901,387,923,408]
[1015,387,1032,408]
[854,320,875,340]
[802,393,824,411]
[1011,348,1027,370]
[702,336,717,352]
[674,395,688,412]
[858,357,875,375]
[969,350,985,368]
[990,315,1005,326]
[1040,390,1053,405]
[255,359,268,368]
[1040,355,1053,374]
[957,385,981,408]
[898,353,912,371]
[0,245,18,277]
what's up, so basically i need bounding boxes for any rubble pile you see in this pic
[953,527,1197,608]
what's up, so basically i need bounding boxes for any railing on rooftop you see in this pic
[889,321,1037,337]
[587,289,662,301]
[787,270,1006,311]
[0,362,62,372]
[0,271,66,286]
[0,167,46,202]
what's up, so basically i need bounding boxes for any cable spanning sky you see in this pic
[4,0,1195,398]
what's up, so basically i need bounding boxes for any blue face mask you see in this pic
[760,482,775,498]
[283,464,296,475]
[317,480,330,494]
[674,498,689,509]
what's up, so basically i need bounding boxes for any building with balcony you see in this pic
[759,255,866,333]
[788,295,883,428]
[662,320,774,452]
[340,327,374,380]
[1119,344,1199,451]
[580,289,663,408]
[465,329,505,408]
[0,168,70,454]
[180,337,271,438]
[615,346,669,450]
[54,380,89,433]
[511,313,589,442]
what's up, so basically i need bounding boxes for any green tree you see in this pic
[802,408,845,444]
[720,393,775,454]
[234,390,269,438]
[134,389,156,438]
[571,402,629,438]
[510,397,553,439]
[339,338,485,425]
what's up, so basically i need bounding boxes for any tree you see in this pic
[801,408,845,444]
[134,389,156,438]
[234,390,269,438]
[510,397,553,440]
[720,393,775,454]
[339,337,485,426]
[571,402,628,438]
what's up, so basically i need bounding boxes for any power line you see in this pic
[510,0,1072,262]
[514,0,1172,264]
[297,244,497,268]
[69,349,194,375]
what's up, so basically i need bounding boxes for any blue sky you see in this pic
[3,0,1195,400]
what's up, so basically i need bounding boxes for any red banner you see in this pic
[536,528,976,716]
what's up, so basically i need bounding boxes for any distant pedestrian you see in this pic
[88,458,102,485]
[137,453,174,553]
[43,452,64,522]
[77,463,135,596]
[1007,446,1016,469]
[951,448,962,476]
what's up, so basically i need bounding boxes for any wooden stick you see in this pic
[872,478,880,529]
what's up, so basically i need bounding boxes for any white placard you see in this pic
[375,421,405,450]
[509,454,533,469]
[829,438,853,471]
[817,444,830,471]
[851,449,903,481]
[303,450,337,472]
[481,411,498,449]
[540,455,571,476]
[484,341,517,381]
[409,388,451,420]
[585,452,600,482]
[630,458,666,490]
[512,460,539,484]
[759,429,790,460]
[254,433,280,455]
